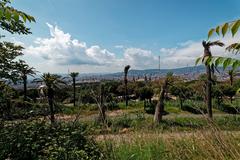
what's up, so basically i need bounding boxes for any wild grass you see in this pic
[100,121,240,160]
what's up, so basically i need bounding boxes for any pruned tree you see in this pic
[124,65,131,107]
[90,83,107,124]
[70,72,79,107]
[154,72,173,123]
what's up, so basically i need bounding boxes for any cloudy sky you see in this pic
[4,0,240,73]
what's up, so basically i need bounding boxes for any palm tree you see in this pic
[202,40,224,119]
[34,73,65,124]
[16,60,36,101]
[154,72,172,123]
[70,72,79,107]
[124,65,131,107]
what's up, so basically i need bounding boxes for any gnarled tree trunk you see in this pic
[154,80,167,123]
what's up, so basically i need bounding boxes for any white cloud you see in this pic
[23,23,240,73]
[123,48,158,69]
[24,23,160,72]
[159,34,240,69]
[26,23,114,66]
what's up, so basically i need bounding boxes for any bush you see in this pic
[181,104,207,114]
[144,101,169,115]
[106,101,119,110]
[0,121,104,160]
[218,103,240,114]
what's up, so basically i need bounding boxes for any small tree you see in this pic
[16,60,36,101]
[90,83,107,124]
[222,84,236,103]
[136,86,154,108]
[34,73,65,124]
[0,42,24,82]
[124,65,131,107]
[197,40,224,119]
[169,82,192,109]
[70,72,79,107]
[212,84,224,107]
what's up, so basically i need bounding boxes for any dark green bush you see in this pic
[0,121,104,160]
[218,103,239,114]
[144,101,169,115]
[181,104,207,114]
[144,102,156,114]
[106,101,119,111]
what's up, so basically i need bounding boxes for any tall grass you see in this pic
[103,126,240,160]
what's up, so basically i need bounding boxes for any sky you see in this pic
[3,0,240,73]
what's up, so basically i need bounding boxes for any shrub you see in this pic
[218,103,239,114]
[106,101,119,111]
[0,121,104,160]
[144,101,169,115]
[181,103,207,114]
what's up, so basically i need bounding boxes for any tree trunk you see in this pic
[230,73,233,86]
[180,98,183,109]
[154,80,167,123]
[206,65,213,119]
[99,84,106,123]
[23,75,27,101]
[48,88,55,124]
[125,80,128,107]
[73,77,76,107]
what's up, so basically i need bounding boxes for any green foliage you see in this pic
[181,100,207,114]
[203,19,240,70]
[144,101,157,114]
[135,86,154,101]
[0,121,104,160]
[218,103,239,114]
[0,42,24,82]
[0,0,35,35]
[208,19,240,38]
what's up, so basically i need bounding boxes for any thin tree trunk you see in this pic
[125,80,128,107]
[154,80,167,123]
[206,65,213,119]
[99,84,106,123]
[180,98,183,109]
[48,88,55,123]
[73,77,76,107]
[23,75,27,101]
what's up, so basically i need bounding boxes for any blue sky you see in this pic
[6,0,240,73]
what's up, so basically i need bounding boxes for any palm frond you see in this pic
[70,72,79,78]
[226,43,240,54]
[124,65,131,74]
[208,41,224,47]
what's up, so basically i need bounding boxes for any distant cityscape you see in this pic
[11,65,239,90]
